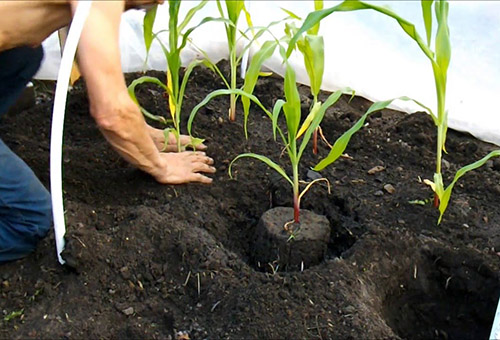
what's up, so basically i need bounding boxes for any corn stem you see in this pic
[229,48,237,121]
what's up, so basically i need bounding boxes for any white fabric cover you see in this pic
[36,1,500,146]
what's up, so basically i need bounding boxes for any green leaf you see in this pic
[161,128,173,151]
[178,0,209,33]
[315,0,324,11]
[241,40,278,128]
[177,59,206,119]
[127,76,170,124]
[437,150,500,224]
[4,309,24,322]
[298,35,324,98]
[272,99,286,141]
[409,199,428,206]
[421,0,433,46]
[314,96,426,171]
[297,101,322,140]
[434,1,451,77]
[308,0,324,35]
[286,0,434,63]
[229,153,293,186]
[179,17,233,52]
[226,0,245,25]
[282,63,301,141]
[187,88,289,146]
[188,89,270,135]
[143,4,158,58]
[238,18,290,63]
[185,136,205,151]
[281,8,302,20]
[298,89,347,161]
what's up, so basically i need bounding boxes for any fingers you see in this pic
[155,151,216,184]
[190,173,213,184]
[194,162,216,174]
[186,152,215,173]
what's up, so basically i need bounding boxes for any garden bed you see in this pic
[1,64,499,339]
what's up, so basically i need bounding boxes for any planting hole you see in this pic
[382,245,499,340]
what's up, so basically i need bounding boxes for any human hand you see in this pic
[152,151,215,184]
[147,125,207,152]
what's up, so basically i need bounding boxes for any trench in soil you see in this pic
[380,242,499,339]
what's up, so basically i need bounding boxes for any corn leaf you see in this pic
[161,128,173,151]
[187,88,289,145]
[188,89,270,135]
[177,59,206,118]
[297,35,324,98]
[238,18,290,63]
[308,0,324,35]
[297,101,322,140]
[128,76,170,124]
[281,8,302,21]
[298,89,348,161]
[314,96,428,171]
[166,70,176,122]
[226,0,245,26]
[286,0,434,63]
[241,40,278,129]
[177,0,208,33]
[315,0,324,11]
[143,4,158,57]
[421,0,433,47]
[229,153,293,186]
[438,150,500,224]
[283,63,302,141]
[434,1,451,78]
[272,99,286,141]
[180,17,232,52]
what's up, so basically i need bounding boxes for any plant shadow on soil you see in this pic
[0,62,499,339]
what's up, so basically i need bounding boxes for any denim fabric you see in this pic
[0,46,52,262]
[0,46,44,116]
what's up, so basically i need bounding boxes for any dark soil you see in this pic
[1,62,499,339]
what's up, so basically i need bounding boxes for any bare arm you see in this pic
[70,1,215,184]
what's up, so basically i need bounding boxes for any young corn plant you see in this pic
[229,63,351,223]
[287,0,500,223]
[187,18,293,138]
[128,1,211,152]
[216,0,250,121]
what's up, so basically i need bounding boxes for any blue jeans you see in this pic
[0,46,52,263]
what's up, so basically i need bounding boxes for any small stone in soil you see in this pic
[367,166,385,175]
[122,307,134,316]
[442,158,451,170]
[374,190,384,197]
[383,184,396,194]
[306,169,322,181]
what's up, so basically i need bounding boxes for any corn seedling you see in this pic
[211,3,296,127]
[287,0,500,223]
[128,1,213,152]
[216,0,251,121]
[187,19,293,138]
[229,62,351,223]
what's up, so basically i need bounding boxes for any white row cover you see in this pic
[36,1,500,147]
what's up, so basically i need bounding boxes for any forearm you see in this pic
[72,1,164,177]
[95,91,167,178]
